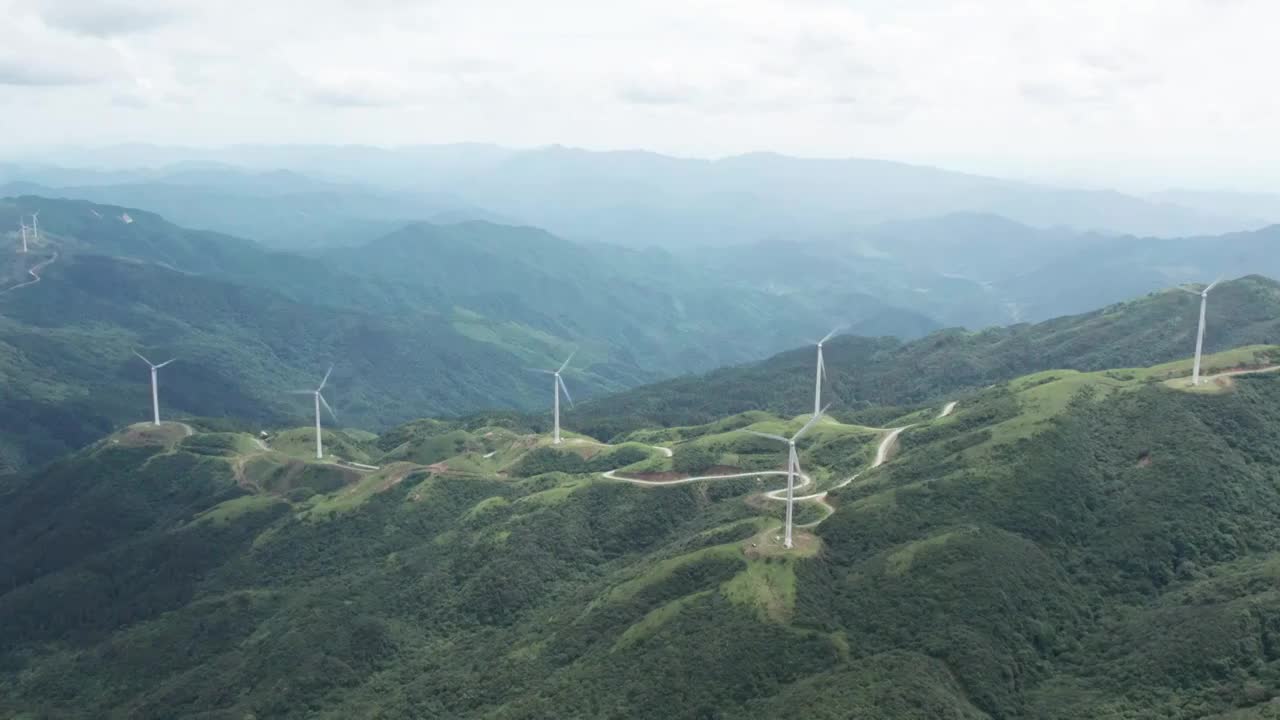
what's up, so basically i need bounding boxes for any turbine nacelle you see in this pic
[293,365,337,459]
[532,351,576,443]
[133,351,176,370]
[812,327,841,348]
[1178,278,1222,299]
[134,350,175,426]
[745,405,829,447]
[1177,278,1224,387]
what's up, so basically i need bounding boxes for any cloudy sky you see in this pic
[2,0,1277,190]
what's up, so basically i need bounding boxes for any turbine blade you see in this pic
[558,350,576,374]
[558,375,574,407]
[793,404,830,441]
[820,327,840,345]
[527,367,556,374]
[318,365,333,391]
[155,358,177,369]
[1175,286,1202,295]
[318,392,338,421]
[745,430,788,443]
[287,390,314,395]
[1205,277,1223,293]
[133,350,154,366]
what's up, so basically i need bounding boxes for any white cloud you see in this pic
[23,0,193,37]
[0,0,1278,189]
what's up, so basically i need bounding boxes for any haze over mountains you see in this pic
[4,173,1280,474]
[3,144,1280,717]
[6,144,1277,251]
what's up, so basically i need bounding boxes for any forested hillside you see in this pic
[575,275,1280,438]
[0,195,937,472]
[3,349,1280,718]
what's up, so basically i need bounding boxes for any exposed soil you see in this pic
[743,528,819,559]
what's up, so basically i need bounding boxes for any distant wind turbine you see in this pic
[1177,278,1222,385]
[133,351,176,426]
[18,218,28,253]
[291,366,336,459]
[30,211,39,243]
[747,407,827,549]
[812,328,840,416]
[533,352,575,444]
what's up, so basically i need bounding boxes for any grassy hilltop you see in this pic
[3,345,1280,717]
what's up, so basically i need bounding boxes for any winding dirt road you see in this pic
[605,415,932,531]
[1197,365,1280,383]
[0,251,59,296]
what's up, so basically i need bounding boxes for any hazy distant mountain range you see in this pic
[5,144,1276,250]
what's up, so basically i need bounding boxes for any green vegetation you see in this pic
[5,352,1279,717]
[5,203,1280,720]
[576,277,1280,439]
[0,195,946,474]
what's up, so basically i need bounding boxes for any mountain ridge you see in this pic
[4,345,1280,717]
[7,143,1259,245]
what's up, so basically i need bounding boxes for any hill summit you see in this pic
[4,345,1280,718]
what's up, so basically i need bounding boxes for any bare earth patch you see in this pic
[743,528,820,559]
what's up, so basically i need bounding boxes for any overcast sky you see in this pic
[2,0,1277,191]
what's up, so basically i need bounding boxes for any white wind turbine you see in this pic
[31,211,39,243]
[812,328,840,416]
[291,366,337,459]
[18,218,28,253]
[533,352,575,444]
[133,351,176,426]
[747,407,827,549]
[1177,278,1222,385]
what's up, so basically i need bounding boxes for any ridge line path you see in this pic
[1197,365,1280,383]
[0,250,59,296]
[604,406,956,531]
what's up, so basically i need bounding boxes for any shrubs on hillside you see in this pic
[511,445,651,477]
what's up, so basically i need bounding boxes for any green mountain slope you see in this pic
[0,195,942,472]
[0,251,574,473]
[4,348,1280,717]
[575,275,1280,437]
[0,171,498,250]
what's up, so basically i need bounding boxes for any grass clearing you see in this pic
[193,494,285,526]
[885,526,979,576]
[613,591,712,650]
[606,544,743,604]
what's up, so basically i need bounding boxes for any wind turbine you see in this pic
[30,211,39,243]
[747,408,827,549]
[291,366,336,459]
[133,351,176,426]
[812,328,840,416]
[1177,278,1221,385]
[18,218,28,253]
[533,352,574,444]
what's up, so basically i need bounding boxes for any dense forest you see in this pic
[4,347,1280,717]
[574,275,1280,439]
[0,195,935,473]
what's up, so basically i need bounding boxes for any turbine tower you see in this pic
[292,366,336,459]
[1178,279,1221,385]
[812,328,839,416]
[133,352,176,426]
[748,408,827,549]
[18,219,28,253]
[533,352,575,444]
